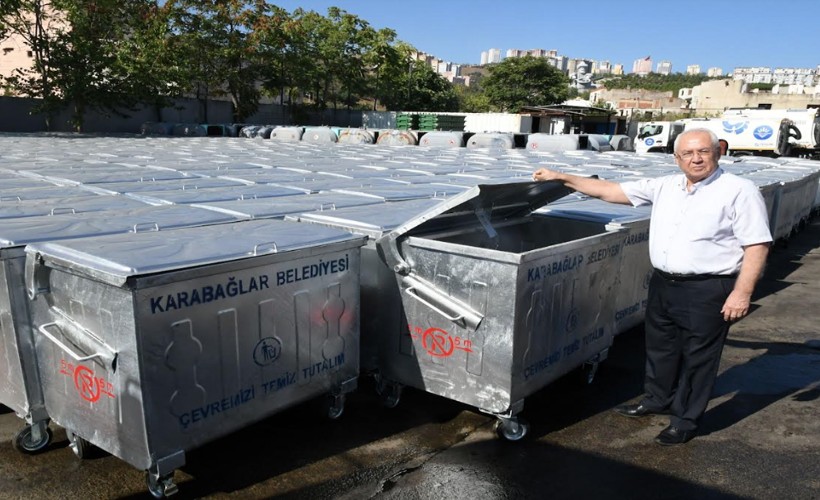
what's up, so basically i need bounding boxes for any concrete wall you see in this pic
[691,79,820,114]
[0,96,363,133]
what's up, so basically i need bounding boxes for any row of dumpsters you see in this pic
[1,134,818,497]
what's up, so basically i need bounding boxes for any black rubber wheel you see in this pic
[67,430,93,459]
[12,425,53,454]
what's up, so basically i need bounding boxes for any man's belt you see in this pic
[655,269,737,282]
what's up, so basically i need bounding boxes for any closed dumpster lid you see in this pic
[192,193,384,219]
[26,219,365,287]
[0,205,240,249]
[0,195,150,219]
[534,198,651,225]
[330,183,468,201]
[287,198,445,239]
[376,180,574,273]
[126,184,306,205]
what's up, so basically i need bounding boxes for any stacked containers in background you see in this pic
[375,182,626,440]
[24,219,365,497]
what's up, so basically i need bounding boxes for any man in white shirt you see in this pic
[532,128,772,445]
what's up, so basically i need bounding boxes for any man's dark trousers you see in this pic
[640,271,735,431]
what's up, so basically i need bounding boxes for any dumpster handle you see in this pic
[50,207,76,215]
[404,285,465,323]
[1,195,22,202]
[253,242,278,255]
[132,222,160,232]
[38,322,117,370]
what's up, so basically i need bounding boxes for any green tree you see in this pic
[167,0,269,123]
[4,0,166,131]
[454,83,490,112]
[380,58,458,112]
[481,56,569,112]
[2,0,63,127]
[600,72,717,94]
[362,34,404,111]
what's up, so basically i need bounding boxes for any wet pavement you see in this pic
[1,218,818,500]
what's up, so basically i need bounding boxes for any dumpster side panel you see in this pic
[612,221,652,335]
[359,243,404,373]
[513,232,623,401]
[390,243,519,414]
[31,271,150,467]
[0,256,32,417]
[134,248,361,461]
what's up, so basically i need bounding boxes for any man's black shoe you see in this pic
[654,425,696,446]
[613,403,659,418]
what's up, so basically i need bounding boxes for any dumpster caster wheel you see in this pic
[66,430,93,459]
[12,423,52,454]
[146,470,178,498]
[579,362,599,385]
[327,393,345,420]
[375,377,402,409]
[494,417,529,442]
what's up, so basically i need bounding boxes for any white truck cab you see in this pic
[635,121,686,153]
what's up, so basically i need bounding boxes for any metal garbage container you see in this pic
[285,199,445,379]
[24,219,365,497]
[0,205,240,455]
[374,182,627,440]
[535,198,652,336]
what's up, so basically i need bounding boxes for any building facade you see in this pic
[656,60,672,75]
[686,64,701,75]
[632,56,652,75]
[681,78,820,114]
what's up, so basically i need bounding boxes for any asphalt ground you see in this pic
[0,216,818,500]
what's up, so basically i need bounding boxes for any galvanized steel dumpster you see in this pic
[535,198,652,336]
[375,182,626,440]
[0,205,240,456]
[24,219,365,497]
[285,199,446,377]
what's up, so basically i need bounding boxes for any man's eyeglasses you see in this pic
[678,148,714,160]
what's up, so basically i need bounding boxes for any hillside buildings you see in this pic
[632,56,652,76]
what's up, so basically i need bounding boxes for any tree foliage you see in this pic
[2,0,174,130]
[1,1,480,126]
[600,72,717,94]
[481,56,569,113]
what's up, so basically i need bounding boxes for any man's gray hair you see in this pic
[675,128,720,154]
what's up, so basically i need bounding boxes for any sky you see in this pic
[270,0,820,73]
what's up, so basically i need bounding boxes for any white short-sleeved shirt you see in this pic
[620,167,772,275]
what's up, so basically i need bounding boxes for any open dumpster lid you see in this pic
[25,219,365,287]
[376,180,573,273]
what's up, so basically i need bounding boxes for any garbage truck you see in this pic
[683,117,801,157]
[722,108,820,157]
[635,117,801,157]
